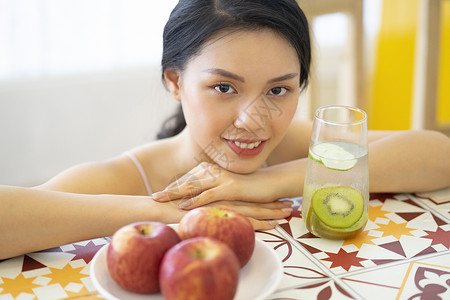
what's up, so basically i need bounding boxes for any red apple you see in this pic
[178,207,255,267]
[159,237,240,300]
[106,221,180,294]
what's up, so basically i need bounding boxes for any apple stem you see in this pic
[211,208,229,218]
[139,226,152,236]
[194,249,205,260]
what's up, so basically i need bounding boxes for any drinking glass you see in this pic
[302,105,369,239]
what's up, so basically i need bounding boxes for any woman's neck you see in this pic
[171,127,211,171]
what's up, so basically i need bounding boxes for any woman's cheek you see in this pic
[276,100,298,129]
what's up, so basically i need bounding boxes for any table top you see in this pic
[1,191,449,299]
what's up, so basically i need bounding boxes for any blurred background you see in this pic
[0,0,449,186]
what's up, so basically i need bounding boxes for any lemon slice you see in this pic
[309,142,358,171]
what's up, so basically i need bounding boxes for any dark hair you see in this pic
[157,0,311,139]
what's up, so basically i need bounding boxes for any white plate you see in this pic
[90,238,283,300]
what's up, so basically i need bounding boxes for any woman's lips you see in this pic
[226,139,266,157]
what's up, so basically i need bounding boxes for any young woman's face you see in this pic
[170,29,301,173]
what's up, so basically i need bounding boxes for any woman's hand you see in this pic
[164,197,293,230]
[152,162,285,207]
[152,162,295,229]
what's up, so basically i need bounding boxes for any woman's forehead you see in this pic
[187,29,300,73]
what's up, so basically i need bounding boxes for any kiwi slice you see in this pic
[308,208,368,239]
[312,186,364,228]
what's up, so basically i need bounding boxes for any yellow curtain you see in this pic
[369,0,450,130]
[438,1,450,126]
[369,0,419,130]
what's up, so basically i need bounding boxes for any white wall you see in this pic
[0,66,314,187]
[0,1,381,187]
[0,66,177,186]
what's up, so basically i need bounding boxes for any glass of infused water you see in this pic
[302,105,369,239]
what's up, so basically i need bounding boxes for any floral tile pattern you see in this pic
[0,238,108,299]
[256,230,332,291]
[342,252,450,299]
[0,193,449,299]
[267,193,450,299]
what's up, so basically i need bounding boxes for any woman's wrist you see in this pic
[131,196,186,224]
[260,158,307,199]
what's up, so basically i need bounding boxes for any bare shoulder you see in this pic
[268,118,313,165]
[131,137,181,192]
[37,144,163,196]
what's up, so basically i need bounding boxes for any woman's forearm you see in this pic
[0,185,183,259]
[260,158,307,199]
[264,130,449,199]
[368,130,450,192]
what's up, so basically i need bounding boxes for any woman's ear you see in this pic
[163,69,182,102]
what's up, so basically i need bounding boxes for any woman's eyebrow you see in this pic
[203,68,298,83]
[203,68,245,82]
[268,73,299,83]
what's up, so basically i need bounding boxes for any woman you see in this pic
[0,0,448,260]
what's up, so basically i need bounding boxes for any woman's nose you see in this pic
[234,94,281,132]
[234,106,264,134]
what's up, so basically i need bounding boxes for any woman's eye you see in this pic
[214,84,235,94]
[268,87,287,96]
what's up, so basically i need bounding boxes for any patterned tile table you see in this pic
[1,193,449,299]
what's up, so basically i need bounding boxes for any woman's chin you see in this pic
[219,160,265,174]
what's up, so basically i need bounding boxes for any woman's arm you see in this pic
[154,126,449,207]
[1,154,291,259]
[0,184,290,259]
[0,155,153,259]
[368,129,450,192]
[270,124,450,193]
[37,155,151,195]
[0,185,184,260]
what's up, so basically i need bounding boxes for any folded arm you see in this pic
[155,127,450,207]
[0,155,291,259]
[367,129,450,192]
[0,185,185,260]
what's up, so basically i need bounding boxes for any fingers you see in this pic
[175,187,230,209]
[208,202,293,221]
[233,200,294,209]
[159,196,292,231]
[167,183,287,210]
[247,217,280,231]
[152,163,221,202]
[152,181,204,202]
[177,193,294,210]
[152,180,208,202]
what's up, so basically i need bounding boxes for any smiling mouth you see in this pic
[225,139,266,157]
[233,140,262,150]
